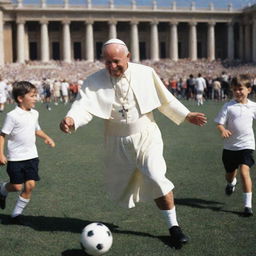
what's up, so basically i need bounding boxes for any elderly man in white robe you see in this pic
[60,39,207,247]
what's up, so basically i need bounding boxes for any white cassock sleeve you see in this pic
[158,98,190,125]
[66,90,93,130]
[151,69,190,125]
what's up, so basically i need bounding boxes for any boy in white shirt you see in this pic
[0,81,55,225]
[215,74,256,217]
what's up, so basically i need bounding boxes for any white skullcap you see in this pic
[103,38,126,46]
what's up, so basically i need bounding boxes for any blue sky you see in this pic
[20,0,256,9]
[113,0,255,9]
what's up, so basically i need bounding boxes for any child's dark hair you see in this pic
[231,74,251,88]
[12,81,37,103]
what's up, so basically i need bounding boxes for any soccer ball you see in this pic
[80,222,113,256]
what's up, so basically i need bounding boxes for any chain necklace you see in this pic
[110,73,131,118]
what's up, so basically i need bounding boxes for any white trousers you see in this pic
[104,121,174,208]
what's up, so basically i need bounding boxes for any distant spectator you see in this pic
[61,80,69,104]
[195,73,206,106]
[186,74,195,100]
[69,82,79,102]
[0,77,8,112]
[213,78,222,101]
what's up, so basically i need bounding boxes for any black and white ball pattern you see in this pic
[81,223,113,256]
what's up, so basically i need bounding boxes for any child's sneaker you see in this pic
[243,207,253,217]
[225,184,236,195]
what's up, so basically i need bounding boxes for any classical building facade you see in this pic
[0,0,256,65]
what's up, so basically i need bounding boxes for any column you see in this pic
[40,20,49,62]
[244,22,251,62]
[207,21,215,61]
[64,0,69,9]
[41,0,46,8]
[169,21,178,61]
[131,0,136,10]
[85,21,94,61]
[130,20,139,62]
[150,21,159,61]
[0,10,4,65]
[209,2,214,10]
[62,20,71,62]
[227,22,234,60]
[152,0,157,10]
[238,23,244,60]
[86,0,92,9]
[228,3,233,11]
[24,26,29,61]
[190,1,195,10]
[17,0,23,8]
[252,18,256,62]
[171,1,176,10]
[189,21,197,61]
[108,20,117,39]
[17,20,25,63]
[109,0,114,9]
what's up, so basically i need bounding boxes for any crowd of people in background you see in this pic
[0,59,256,110]
[161,70,256,105]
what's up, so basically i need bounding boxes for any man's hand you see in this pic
[60,117,75,134]
[186,112,207,126]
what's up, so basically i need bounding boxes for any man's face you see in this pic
[103,44,130,78]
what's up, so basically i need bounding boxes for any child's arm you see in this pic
[216,124,232,138]
[0,133,7,165]
[36,130,55,148]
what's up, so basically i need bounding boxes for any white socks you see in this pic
[229,177,237,187]
[11,196,30,218]
[243,192,252,208]
[228,178,252,208]
[161,207,179,229]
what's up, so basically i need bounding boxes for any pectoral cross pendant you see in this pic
[119,105,128,118]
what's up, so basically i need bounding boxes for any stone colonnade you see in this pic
[11,17,256,64]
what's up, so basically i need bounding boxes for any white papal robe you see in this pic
[67,62,190,208]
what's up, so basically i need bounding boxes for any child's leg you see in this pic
[240,164,252,210]
[199,94,203,105]
[240,164,252,193]
[21,180,36,199]
[225,170,237,195]
[0,182,23,209]
[5,183,23,193]
[225,169,237,184]
[11,180,36,218]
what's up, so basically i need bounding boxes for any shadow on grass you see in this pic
[175,198,244,216]
[175,198,224,211]
[0,213,185,251]
[0,213,117,233]
[62,249,85,256]
[61,236,183,256]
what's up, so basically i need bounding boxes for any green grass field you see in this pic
[0,100,255,256]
